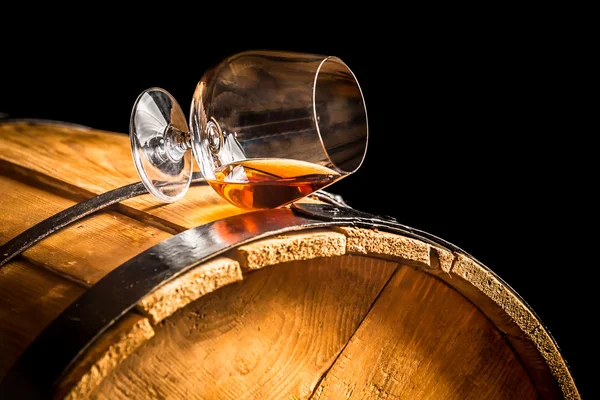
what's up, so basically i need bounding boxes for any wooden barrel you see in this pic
[0,121,579,399]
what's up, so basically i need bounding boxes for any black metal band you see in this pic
[0,173,207,268]
[0,175,350,269]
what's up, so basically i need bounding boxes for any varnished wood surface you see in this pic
[91,256,398,399]
[311,266,538,399]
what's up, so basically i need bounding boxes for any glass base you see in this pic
[130,88,193,202]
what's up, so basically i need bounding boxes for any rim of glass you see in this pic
[312,56,369,174]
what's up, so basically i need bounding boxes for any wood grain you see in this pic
[311,266,538,400]
[57,314,154,400]
[439,252,573,399]
[136,256,243,325]
[338,226,454,274]
[231,229,346,271]
[508,333,568,400]
[449,253,539,335]
[0,260,84,379]
[0,123,134,195]
[0,122,270,233]
[0,174,172,286]
[337,228,577,398]
[91,256,398,399]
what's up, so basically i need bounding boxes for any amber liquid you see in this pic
[207,158,341,210]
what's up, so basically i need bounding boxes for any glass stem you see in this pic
[165,124,191,161]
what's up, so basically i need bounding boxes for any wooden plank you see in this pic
[335,228,576,398]
[231,229,347,271]
[508,333,570,400]
[526,327,580,400]
[89,256,398,399]
[439,252,537,335]
[311,266,538,400]
[439,252,570,399]
[0,123,134,195]
[0,260,84,379]
[56,314,155,400]
[0,259,155,400]
[448,253,539,336]
[0,175,172,286]
[136,257,243,325]
[0,122,253,232]
[337,226,454,273]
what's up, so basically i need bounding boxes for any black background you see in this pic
[0,13,590,397]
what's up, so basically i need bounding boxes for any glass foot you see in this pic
[130,88,193,202]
